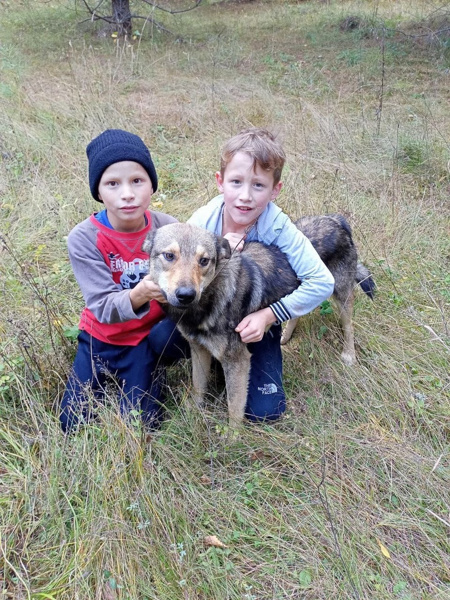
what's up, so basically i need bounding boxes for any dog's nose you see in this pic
[175,287,196,305]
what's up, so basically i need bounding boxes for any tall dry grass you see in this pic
[0,1,449,598]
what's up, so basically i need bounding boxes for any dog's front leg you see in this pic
[189,341,212,408]
[222,347,252,426]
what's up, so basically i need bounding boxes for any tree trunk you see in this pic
[112,0,132,37]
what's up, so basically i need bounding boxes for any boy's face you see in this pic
[216,151,282,234]
[98,161,153,232]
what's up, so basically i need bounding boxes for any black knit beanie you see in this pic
[86,129,158,202]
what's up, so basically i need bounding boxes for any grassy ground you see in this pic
[0,0,449,598]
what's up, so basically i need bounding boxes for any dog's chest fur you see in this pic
[165,242,299,360]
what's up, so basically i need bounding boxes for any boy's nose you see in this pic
[121,183,135,199]
[239,184,252,201]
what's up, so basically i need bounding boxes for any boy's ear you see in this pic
[216,235,231,260]
[271,181,282,199]
[215,171,224,192]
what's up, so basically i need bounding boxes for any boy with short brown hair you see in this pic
[187,127,334,421]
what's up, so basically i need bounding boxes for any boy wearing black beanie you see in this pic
[60,129,187,432]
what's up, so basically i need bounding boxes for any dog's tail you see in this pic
[356,263,375,299]
[334,214,375,299]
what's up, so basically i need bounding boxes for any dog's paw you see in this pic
[340,352,355,366]
[223,414,244,438]
[280,333,290,345]
[192,393,205,408]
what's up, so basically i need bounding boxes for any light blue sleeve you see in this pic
[267,216,335,321]
[187,196,223,234]
[188,198,334,320]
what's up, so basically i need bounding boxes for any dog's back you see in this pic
[235,242,299,318]
[295,214,375,301]
[280,214,375,364]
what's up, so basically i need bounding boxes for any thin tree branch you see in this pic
[389,25,450,39]
[140,0,203,15]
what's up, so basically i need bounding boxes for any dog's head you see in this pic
[142,223,231,307]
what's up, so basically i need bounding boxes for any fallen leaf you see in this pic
[204,535,227,548]
[376,538,391,559]
[250,450,267,462]
[199,475,212,485]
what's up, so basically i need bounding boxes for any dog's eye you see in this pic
[199,257,210,267]
[162,252,175,262]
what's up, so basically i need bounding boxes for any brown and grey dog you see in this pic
[281,214,375,365]
[143,217,374,424]
[142,222,299,425]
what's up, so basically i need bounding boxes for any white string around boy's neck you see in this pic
[220,205,258,240]
[244,219,258,235]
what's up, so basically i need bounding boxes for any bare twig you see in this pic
[386,25,450,40]
[140,0,203,15]
[316,454,361,600]
[376,27,386,136]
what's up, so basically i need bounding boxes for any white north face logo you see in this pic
[257,383,277,395]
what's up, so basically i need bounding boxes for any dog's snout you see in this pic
[175,287,196,305]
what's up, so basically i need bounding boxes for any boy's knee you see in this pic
[149,318,190,361]
[245,394,286,422]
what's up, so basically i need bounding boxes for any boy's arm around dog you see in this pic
[189,197,335,323]
[268,214,334,321]
[67,212,175,324]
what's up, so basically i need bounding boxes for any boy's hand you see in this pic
[130,275,167,310]
[235,307,277,343]
[223,232,246,252]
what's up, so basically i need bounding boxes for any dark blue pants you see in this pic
[60,331,163,432]
[149,319,286,422]
[60,319,285,432]
[246,324,286,421]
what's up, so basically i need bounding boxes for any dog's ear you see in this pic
[216,236,231,260]
[142,229,157,255]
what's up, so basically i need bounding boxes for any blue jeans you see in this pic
[246,324,285,421]
[60,330,166,432]
[149,319,286,422]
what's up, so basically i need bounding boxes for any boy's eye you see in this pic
[162,252,175,262]
[106,181,118,187]
[133,178,143,184]
[253,182,264,189]
[199,257,210,267]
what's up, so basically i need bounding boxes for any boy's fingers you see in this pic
[235,316,249,332]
